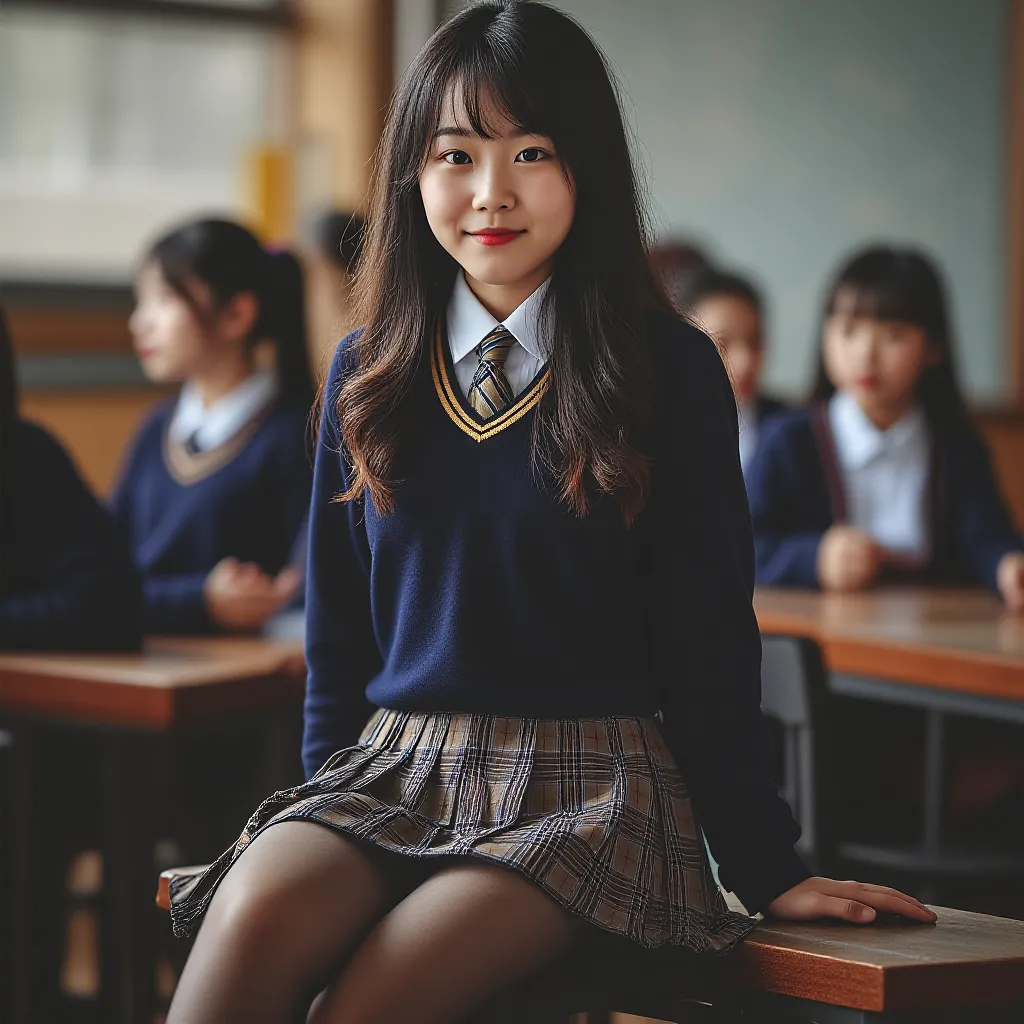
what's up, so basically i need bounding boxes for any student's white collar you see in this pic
[446,272,551,363]
[828,390,926,471]
[170,369,279,452]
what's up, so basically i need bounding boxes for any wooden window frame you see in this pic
[3,0,295,29]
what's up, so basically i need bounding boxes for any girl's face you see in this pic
[418,87,575,309]
[129,262,251,384]
[822,293,935,426]
[694,294,763,402]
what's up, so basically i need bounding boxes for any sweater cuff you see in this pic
[722,843,811,916]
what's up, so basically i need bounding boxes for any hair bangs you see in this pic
[829,278,922,327]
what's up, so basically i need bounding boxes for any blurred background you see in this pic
[2,2,1024,1021]
[1,0,1022,520]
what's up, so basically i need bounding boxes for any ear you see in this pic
[218,291,260,345]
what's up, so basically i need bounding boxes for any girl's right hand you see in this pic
[817,525,882,591]
[204,557,301,631]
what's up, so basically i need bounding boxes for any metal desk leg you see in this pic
[919,709,946,903]
[100,733,156,1024]
[8,723,39,1022]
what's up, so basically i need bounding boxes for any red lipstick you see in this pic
[470,228,522,246]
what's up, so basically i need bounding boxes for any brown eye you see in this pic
[516,147,548,163]
[443,150,472,165]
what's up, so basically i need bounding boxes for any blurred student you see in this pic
[0,301,140,650]
[306,209,366,375]
[749,246,1024,608]
[649,238,710,312]
[683,265,786,477]
[112,218,315,634]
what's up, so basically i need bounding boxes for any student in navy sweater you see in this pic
[112,219,315,634]
[682,265,788,479]
[167,6,934,1021]
[0,302,140,650]
[749,246,1024,607]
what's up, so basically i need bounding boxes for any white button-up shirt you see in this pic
[828,390,931,563]
[446,272,550,400]
[170,370,278,453]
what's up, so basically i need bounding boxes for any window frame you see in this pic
[4,0,295,30]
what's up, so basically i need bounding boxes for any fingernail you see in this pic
[859,906,875,920]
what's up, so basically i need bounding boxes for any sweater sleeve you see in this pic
[746,419,825,588]
[949,426,1024,589]
[140,574,211,634]
[302,334,382,779]
[650,325,809,914]
[0,422,142,651]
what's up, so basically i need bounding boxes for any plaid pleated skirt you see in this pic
[170,709,756,951]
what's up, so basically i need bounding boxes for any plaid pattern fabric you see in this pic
[170,710,756,951]
[467,326,516,418]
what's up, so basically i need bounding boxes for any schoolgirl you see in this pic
[681,264,787,478]
[748,246,1024,606]
[0,301,140,650]
[112,219,315,634]
[167,6,933,1022]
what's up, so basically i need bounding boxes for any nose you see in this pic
[128,305,143,338]
[472,159,515,213]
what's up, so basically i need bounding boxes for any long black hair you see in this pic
[0,302,17,591]
[147,218,315,411]
[341,0,665,522]
[811,245,967,427]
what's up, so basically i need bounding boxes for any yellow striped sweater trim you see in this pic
[431,329,549,442]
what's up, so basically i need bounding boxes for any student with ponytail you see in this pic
[0,302,140,650]
[112,218,314,634]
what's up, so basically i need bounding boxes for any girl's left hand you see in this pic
[766,876,937,924]
[996,552,1024,612]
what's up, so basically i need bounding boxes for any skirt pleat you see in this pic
[170,709,757,952]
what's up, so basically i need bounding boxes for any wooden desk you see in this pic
[156,869,1024,1021]
[733,908,1024,1020]
[754,587,1024,703]
[0,636,305,1024]
[0,634,304,728]
[755,587,1024,906]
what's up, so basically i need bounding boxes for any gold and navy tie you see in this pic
[467,325,515,419]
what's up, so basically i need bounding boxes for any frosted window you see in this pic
[0,6,282,281]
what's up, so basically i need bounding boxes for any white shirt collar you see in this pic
[828,390,926,471]
[170,369,279,451]
[447,272,551,363]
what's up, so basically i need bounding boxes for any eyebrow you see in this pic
[431,125,542,143]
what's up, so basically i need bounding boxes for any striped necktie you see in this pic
[467,325,516,419]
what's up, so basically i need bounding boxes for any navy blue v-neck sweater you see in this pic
[111,398,312,634]
[303,311,809,914]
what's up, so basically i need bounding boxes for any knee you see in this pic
[306,975,417,1024]
[202,871,307,960]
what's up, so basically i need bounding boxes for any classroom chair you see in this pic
[759,635,1024,900]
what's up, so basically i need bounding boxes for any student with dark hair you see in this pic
[112,218,314,635]
[648,238,710,310]
[313,209,366,273]
[749,245,1024,606]
[166,7,932,1022]
[683,264,787,477]
[0,302,140,651]
[307,210,367,374]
